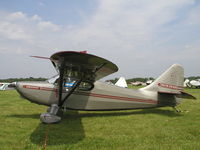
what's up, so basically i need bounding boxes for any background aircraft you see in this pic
[0,83,13,90]
[190,79,200,88]
[184,79,200,88]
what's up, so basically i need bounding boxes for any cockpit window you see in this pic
[47,75,59,84]
[47,75,94,91]
[78,81,94,91]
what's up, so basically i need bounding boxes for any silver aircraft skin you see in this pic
[12,51,196,123]
[15,80,157,110]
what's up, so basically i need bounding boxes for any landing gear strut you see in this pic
[40,58,96,124]
[40,64,82,124]
[40,78,81,124]
[40,104,61,124]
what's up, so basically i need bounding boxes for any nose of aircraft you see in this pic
[12,81,53,105]
[13,82,28,99]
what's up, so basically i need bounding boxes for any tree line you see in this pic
[0,76,199,83]
[106,76,200,84]
[0,77,47,83]
[106,77,154,84]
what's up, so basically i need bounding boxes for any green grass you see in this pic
[0,88,200,150]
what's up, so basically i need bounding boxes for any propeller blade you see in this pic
[30,56,50,59]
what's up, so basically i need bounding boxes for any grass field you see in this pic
[0,88,200,150]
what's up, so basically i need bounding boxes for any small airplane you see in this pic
[189,79,200,88]
[146,79,154,85]
[184,79,200,88]
[131,81,146,86]
[10,51,196,124]
[184,79,190,88]
[0,83,13,90]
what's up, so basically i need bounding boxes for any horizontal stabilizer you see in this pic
[158,91,196,100]
[176,91,196,100]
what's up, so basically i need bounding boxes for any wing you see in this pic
[50,51,118,81]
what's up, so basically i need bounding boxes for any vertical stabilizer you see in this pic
[142,64,184,94]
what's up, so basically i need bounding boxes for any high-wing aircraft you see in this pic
[11,51,196,124]
[0,83,13,90]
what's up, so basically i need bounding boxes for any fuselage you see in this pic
[15,80,180,110]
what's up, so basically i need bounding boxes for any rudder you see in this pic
[142,64,184,94]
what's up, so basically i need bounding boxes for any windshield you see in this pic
[47,75,59,84]
[47,74,94,91]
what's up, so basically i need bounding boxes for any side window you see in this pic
[78,82,94,91]
[47,75,59,84]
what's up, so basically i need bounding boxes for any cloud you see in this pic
[0,11,63,55]
[7,12,27,20]
[31,15,42,21]
[63,0,196,50]
[37,21,60,31]
[38,2,45,7]
[0,21,30,40]
[184,4,200,25]
[0,0,199,78]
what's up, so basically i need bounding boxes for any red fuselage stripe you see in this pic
[22,85,157,104]
[74,91,156,104]
[158,83,183,90]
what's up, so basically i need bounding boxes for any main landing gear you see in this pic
[40,104,61,124]
[40,59,95,124]
[40,78,81,124]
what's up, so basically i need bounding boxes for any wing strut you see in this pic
[58,61,65,106]
[40,60,83,124]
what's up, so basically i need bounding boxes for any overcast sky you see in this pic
[0,0,200,80]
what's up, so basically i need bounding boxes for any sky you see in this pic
[0,0,200,80]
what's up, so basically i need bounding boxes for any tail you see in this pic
[143,64,184,94]
[142,64,196,99]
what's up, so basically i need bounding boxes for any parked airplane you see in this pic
[146,80,154,85]
[184,79,190,88]
[10,51,196,124]
[184,79,200,88]
[131,81,146,86]
[0,83,13,90]
[190,79,200,88]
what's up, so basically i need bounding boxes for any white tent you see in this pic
[115,77,128,88]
